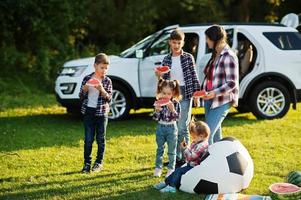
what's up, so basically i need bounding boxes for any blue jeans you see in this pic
[155,123,177,170]
[165,165,193,188]
[204,100,231,145]
[177,86,192,161]
[83,107,108,164]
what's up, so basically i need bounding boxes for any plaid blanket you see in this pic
[204,193,272,200]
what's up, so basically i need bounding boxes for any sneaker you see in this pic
[92,162,103,172]
[81,163,91,173]
[153,168,162,177]
[165,169,174,177]
[153,181,166,190]
[160,185,177,193]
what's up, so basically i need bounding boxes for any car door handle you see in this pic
[154,62,161,65]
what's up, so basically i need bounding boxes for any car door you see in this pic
[138,32,170,97]
[138,31,202,97]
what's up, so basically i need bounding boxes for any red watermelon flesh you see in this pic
[86,78,100,86]
[269,182,300,193]
[154,98,170,106]
[155,66,170,73]
[193,90,207,98]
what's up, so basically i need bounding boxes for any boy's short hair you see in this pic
[95,53,110,64]
[170,29,185,41]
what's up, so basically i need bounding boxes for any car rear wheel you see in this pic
[249,81,290,119]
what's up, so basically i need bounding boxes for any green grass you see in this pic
[0,92,301,199]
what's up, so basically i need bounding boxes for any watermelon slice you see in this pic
[269,182,301,200]
[155,66,170,74]
[193,90,207,98]
[86,78,100,87]
[154,98,170,106]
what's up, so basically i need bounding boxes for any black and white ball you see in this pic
[179,137,254,194]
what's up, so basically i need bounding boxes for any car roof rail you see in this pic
[163,24,179,30]
[180,22,286,27]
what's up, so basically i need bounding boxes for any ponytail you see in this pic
[172,80,181,100]
[156,78,182,101]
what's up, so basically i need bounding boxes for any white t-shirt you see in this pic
[170,55,185,86]
[87,86,100,108]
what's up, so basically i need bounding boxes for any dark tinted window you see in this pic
[183,33,199,60]
[263,32,301,50]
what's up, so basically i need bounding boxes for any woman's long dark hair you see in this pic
[203,25,227,80]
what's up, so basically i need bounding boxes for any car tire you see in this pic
[109,83,131,120]
[249,81,290,119]
[235,104,250,113]
[66,106,81,115]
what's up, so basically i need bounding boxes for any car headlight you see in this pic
[60,65,87,77]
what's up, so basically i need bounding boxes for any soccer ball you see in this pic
[179,137,254,194]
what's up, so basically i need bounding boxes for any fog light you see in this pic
[60,83,76,94]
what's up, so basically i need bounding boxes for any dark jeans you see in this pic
[165,165,193,188]
[83,107,108,165]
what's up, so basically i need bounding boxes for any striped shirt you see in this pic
[162,51,201,100]
[79,73,112,116]
[152,99,181,122]
[202,46,239,109]
[184,140,209,167]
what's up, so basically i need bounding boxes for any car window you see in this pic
[263,32,301,50]
[149,33,170,56]
[205,28,234,54]
[183,33,199,61]
[120,30,162,58]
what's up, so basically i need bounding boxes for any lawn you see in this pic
[0,93,300,200]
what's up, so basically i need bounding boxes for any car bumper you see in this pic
[56,94,81,108]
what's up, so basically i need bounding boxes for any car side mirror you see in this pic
[135,50,143,58]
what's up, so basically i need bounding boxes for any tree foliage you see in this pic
[0,0,298,90]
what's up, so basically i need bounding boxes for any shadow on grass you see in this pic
[0,167,152,194]
[0,167,204,200]
[0,109,258,152]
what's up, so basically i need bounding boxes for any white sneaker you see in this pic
[153,168,162,177]
[153,181,166,190]
[165,169,174,177]
[160,185,177,193]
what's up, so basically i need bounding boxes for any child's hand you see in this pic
[166,102,175,112]
[180,139,187,149]
[155,105,162,112]
[95,83,105,93]
[193,97,200,107]
[83,84,89,92]
[154,69,162,79]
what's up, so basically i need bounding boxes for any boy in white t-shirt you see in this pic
[79,53,112,173]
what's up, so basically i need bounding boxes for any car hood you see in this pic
[63,55,123,67]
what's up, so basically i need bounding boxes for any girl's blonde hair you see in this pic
[156,78,181,100]
[189,117,210,139]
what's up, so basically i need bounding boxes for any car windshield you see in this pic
[120,30,162,58]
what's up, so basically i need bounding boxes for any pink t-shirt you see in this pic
[206,63,215,91]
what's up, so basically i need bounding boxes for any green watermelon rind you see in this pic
[287,171,301,187]
[269,183,301,200]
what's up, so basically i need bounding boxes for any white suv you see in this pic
[55,17,301,120]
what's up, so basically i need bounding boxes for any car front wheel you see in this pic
[109,83,131,120]
[249,81,290,119]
